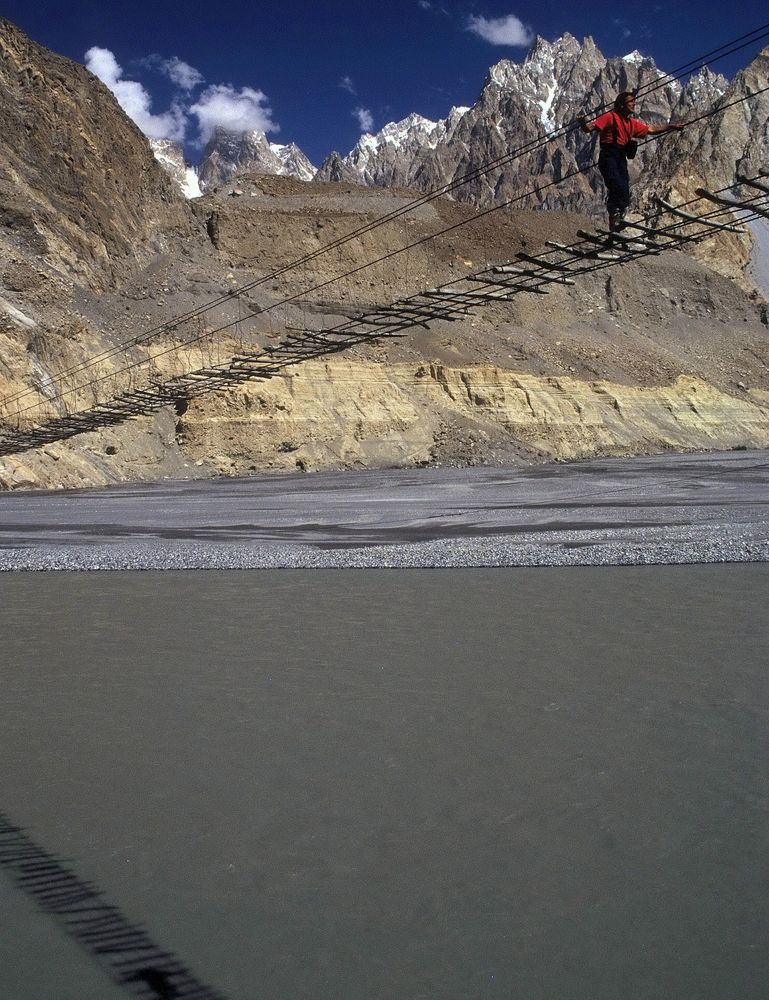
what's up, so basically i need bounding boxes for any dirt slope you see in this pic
[2,174,768,489]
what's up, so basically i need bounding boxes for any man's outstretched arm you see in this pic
[576,115,597,133]
[646,121,685,135]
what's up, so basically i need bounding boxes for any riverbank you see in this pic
[1,449,767,570]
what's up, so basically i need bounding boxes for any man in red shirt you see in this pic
[578,92,684,231]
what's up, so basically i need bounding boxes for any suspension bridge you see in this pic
[1,22,768,460]
[1,174,766,459]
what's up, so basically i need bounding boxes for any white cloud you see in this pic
[85,46,187,140]
[353,107,374,132]
[161,56,204,92]
[137,54,204,92]
[466,13,533,46]
[339,75,357,95]
[85,46,280,147]
[190,84,279,144]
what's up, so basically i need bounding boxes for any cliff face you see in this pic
[2,175,768,491]
[648,49,769,202]
[197,128,316,190]
[0,16,194,290]
[149,139,202,198]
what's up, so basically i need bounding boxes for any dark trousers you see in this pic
[598,144,630,216]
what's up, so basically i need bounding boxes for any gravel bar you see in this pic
[1,449,768,571]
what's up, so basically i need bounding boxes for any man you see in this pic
[577,92,684,231]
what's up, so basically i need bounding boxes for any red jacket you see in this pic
[594,111,650,146]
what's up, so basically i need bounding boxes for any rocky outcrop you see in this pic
[0,17,194,289]
[149,139,202,198]
[638,47,769,282]
[4,362,768,489]
[198,127,316,190]
[315,151,362,185]
[317,109,470,189]
[647,50,768,200]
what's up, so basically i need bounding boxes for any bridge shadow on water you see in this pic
[0,810,228,999]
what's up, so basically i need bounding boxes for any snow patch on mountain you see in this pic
[182,168,202,199]
[149,138,199,198]
[622,50,645,66]
[539,81,557,130]
[269,142,317,182]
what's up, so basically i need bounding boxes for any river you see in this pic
[1,565,767,999]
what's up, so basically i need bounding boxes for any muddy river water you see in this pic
[1,564,767,999]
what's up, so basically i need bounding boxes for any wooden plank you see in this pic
[545,241,620,262]
[515,252,572,271]
[695,189,769,222]
[735,174,769,195]
[490,268,572,288]
[619,220,682,239]
[593,228,662,251]
[694,187,746,210]
[657,198,743,232]
[426,289,506,303]
[491,265,541,276]
[577,229,622,254]
[484,274,575,287]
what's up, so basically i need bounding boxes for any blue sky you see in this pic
[3,1,766,165]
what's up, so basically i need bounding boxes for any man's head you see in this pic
[614,91,636,114]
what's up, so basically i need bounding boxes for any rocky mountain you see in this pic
[148,31,764,237]
[333,108,470,189]
[317,34,755,212]
[149,139,202,198]
[647,47,769,204]
[0,16,194,290]
[312,33,769,289]
[315,33,737,219]
[197,127,316,190]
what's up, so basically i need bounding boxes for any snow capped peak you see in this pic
[351,113,444,158]
[197,127,317,189]
[526,35,554,58]
[446,106,470,131]
[150,138,202,199]
[526,31,582,67]
[622,50,645,66]
[357,132,379,152]
[487,58,519,88]
[268,141,317,181]
[379,113,440,143]
[679,64,728,107]
[488,42,563,130]
[352,107,471,162]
